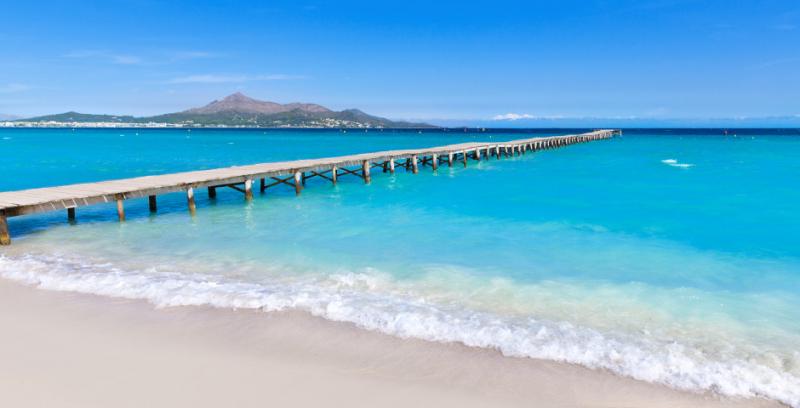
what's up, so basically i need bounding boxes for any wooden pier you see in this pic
[0,130,618,245]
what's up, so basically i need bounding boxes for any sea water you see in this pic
[1,128,799,406]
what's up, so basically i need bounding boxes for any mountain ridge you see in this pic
[17,93,435,128]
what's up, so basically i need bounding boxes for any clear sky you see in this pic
[1,0,798,125]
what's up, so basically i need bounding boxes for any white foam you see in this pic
[662,159,694,168]
[1,253,798,407]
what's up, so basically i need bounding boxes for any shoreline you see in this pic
[0,278,782,408]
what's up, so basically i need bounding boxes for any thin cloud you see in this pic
[64,50,144,65]
[112,55,142,65]
[492,113,535,121]
[0,83,30,93]
[167,74,304,84]
[774,23,796,31]
[750,57,800,70]
[171,51,219,60]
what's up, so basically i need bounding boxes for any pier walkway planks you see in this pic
[0,130,618,244]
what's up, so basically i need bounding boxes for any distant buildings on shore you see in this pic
[0,119,385,129]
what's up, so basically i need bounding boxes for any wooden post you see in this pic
[149,195,158,212]
[462,151,468,167]
[301,172,307,186]
[67,207,76,223]
[332,166,338,184]
[432,154,438,171]
[388,159,395,173]
[260,178,266,192]
[474,149,481,161]
[187,188,197,215]
[411,155,419,174]
[294,171,303,195]
[0,212,9,246]
[448,153,454,167]
[208,187,217,199]
[244,179,254,200]
[362,160,371,184]
[116,196,125,222]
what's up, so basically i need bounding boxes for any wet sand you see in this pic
[0,278,782,408]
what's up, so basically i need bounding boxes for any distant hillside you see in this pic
[19,93,435,129]
[23,111,137,123]
[0,113,20,121]
[184,92,331,115]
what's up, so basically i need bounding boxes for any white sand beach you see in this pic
[0,278,782,408]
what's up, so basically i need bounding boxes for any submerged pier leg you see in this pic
[244,179,254,201]
[475,149,481,161]
[363,160,371,184]
[462,151,468,167]
[67,207,76,223]
[432,154,438,171]
[0,212,10,245]
[116,196,125,222]
[208,187,217,199]
[411,155,419,174]
[149,195,158,212]
[260,178,266,193]
[332,166,338,184]
[389,159,395,174]
[448,153,454,167]
[187,188,197,215]
[294,171,303,195]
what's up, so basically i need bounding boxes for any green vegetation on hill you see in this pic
[19,93,436,129]
[24,111,138,123]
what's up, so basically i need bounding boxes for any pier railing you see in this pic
[0,129,619,244]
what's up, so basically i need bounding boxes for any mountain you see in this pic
[19,93,435,128]
[184,92,331,115]
[20,111,137,123]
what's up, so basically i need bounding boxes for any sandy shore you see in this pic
[0,278,782,408]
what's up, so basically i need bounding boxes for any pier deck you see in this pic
[0,130,618,244]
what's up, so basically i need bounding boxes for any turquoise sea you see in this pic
[1,128,799,406]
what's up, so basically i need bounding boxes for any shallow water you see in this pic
[2,128,799,406]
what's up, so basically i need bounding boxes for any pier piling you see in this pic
[244,179,254,200]
[0,212,9,245]
[363,161,371,184]
[116,196,125,222]
[187,188,197,215]
[294,171,303,195]
[149,195,158,212]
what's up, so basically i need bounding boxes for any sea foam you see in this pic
[1,253,798,407]
[662,158,694,168]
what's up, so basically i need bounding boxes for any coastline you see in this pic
[0,278,782,408]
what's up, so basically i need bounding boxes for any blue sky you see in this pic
[1,0,798,125]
